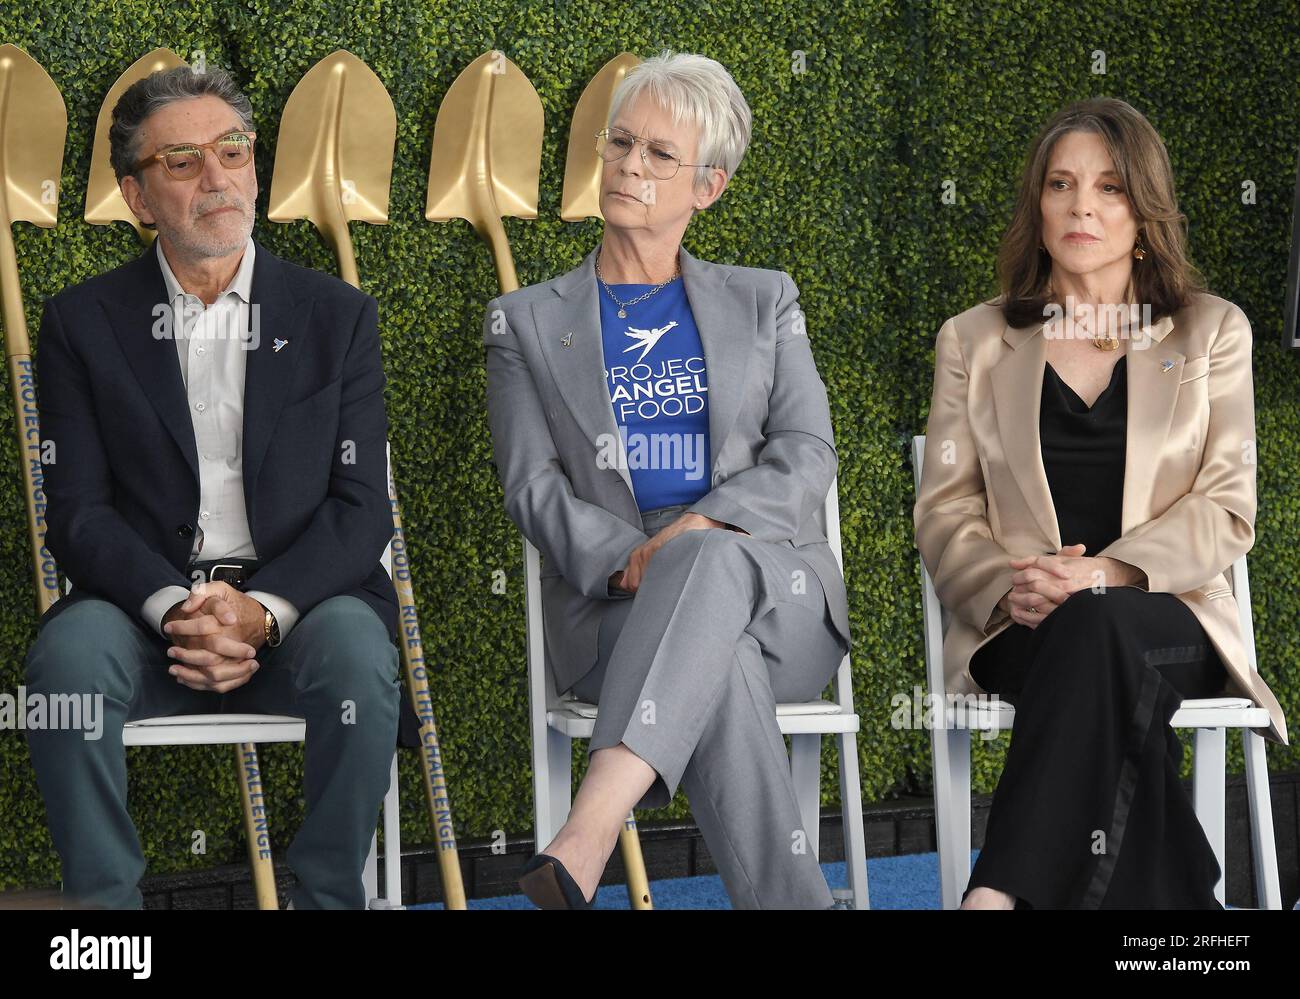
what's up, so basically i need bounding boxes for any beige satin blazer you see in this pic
[913,291,1287,745]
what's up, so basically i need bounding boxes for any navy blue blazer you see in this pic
[34,236,397,642]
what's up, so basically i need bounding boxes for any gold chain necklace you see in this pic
[1047,276,1123,350]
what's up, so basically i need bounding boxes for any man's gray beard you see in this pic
[163,204,255,259]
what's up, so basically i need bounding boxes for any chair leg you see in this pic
[1242,728,1282,909]
[382,751,402,907]
[932,721,971,910]
[363,829,379,906]
[549,727,575,843]
[837,730,870,910]
[790,733,822,859]
[534,725,573,851]
[1192,727,1227,907]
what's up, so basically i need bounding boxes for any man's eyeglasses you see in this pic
[595,126,722,181]
[133,130,257,181]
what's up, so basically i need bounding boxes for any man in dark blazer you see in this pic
[23,65,400,909]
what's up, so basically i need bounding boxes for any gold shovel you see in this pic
[560,52,652,909]
[84,48,185,242]
[428,49,652,908]
[561,52,640,222]
[84,49,281,911]
[0,44,67,618]
[270,48,467,909]
[425,49,543,294]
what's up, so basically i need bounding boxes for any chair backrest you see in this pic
[910,433,1260,688]
[524,477,857,714]
[381,440,395,579]
[816,477,858,713]
[1227,552,1258,676]
[911,436,950,701]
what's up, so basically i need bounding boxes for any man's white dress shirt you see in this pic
[140,237,300,640]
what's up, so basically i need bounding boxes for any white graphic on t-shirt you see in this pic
[622,321,679,362]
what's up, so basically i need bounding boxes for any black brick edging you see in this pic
[88,769,1298,909]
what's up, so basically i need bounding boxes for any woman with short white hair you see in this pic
[482,50,852,908]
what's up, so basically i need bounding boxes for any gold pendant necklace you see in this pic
[1046,274,1123,350]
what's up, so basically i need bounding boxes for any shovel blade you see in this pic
[268,49,396,228]
[84,48,186,234]
[0,44,67,229]
[560,52,640,223]
[425,50,542,229]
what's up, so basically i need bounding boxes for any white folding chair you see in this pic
[121,715,400,909]
[68,446,404,910]
[912,434,1282,909]
[526,476,870,909]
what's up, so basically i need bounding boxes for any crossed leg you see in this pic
[541,528,847,908]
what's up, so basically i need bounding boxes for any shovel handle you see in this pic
[0,218,30,358]
[619,812,653,909]
[321,214,360,289]
[387,470,468,909]
[236,743,279,910]
[1,220,60,615]
[473,215,520,295]
[5,352,58,615]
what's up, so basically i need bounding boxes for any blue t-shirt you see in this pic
[598,278,711,511]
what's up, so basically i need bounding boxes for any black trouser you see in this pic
[966,586,1228,909]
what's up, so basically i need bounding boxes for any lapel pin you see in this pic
[561,331,573,348]
[1160,358,1174,372]
[272,337,288,352]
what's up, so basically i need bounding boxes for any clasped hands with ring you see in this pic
[998,543,1135,630]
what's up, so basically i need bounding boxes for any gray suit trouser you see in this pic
[24,594,400,909]
[568,504,848,909]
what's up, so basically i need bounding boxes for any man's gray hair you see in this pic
[608,50,753,192]
[109,66,254,184]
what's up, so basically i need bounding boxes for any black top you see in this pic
[1039,355,1128,558]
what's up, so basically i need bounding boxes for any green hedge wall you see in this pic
[1,0,1297,889]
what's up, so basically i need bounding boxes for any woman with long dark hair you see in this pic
[914,96,1287,909]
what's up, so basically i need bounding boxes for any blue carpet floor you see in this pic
[411,849,966,909]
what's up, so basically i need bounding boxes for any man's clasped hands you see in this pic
[162,581,271,693]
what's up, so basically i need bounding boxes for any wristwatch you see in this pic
[261,604,282,648]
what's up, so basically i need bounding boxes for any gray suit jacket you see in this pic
[482,244,851,694]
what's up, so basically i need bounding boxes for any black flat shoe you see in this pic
[519,853,594,909]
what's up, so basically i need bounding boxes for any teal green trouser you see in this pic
[24,594,401,909]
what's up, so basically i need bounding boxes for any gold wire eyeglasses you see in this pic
[595,126,722,180]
